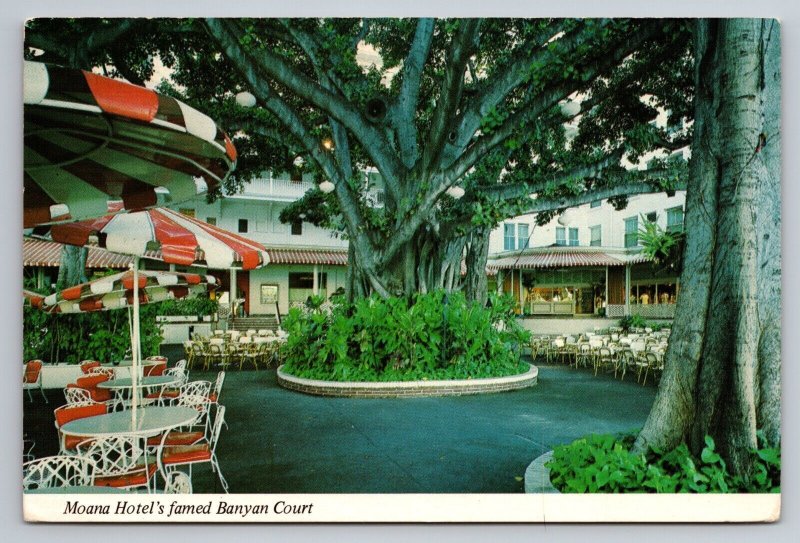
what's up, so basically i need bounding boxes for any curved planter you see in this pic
[277,363,538,398]
[524,450,560,494]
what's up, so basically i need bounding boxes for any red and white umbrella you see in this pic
[38,269,216,421]
[23,289,45,309]
[49,205,269,270]
[24,60,237,228]
[41,269,217,314]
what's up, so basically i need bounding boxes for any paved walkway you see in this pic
[24,357,656,493]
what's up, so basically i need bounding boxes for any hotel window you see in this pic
[291,221,303,236]
[517,224,529,249]
[503,223,516,250]
[624,217,639,248]
[206,217,217,226]
[590,200,601,208]
[645,211,658,223]
[667,206,684,233]
[238,219,248,233]
[555,227,566,246]
[179,208,195,218]
[568,227,579,246]
[590,225,602,247]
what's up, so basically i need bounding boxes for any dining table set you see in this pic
[23,358,229,495]
[530,327,670,385]
[185,328,288,371]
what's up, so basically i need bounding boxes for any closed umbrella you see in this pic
[40,269,217,423]
[24,60,237,228]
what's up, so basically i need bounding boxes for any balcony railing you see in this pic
[233,176,384,206]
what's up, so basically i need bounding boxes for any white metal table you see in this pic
[60,406,199,439]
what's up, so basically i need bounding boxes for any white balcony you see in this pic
[228,174,384,207]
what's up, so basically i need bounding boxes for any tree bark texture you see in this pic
[634,19,781,477]
[56,245,88,289]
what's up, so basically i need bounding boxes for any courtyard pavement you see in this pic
[24,350,657,494]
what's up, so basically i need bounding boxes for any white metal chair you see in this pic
[63,387,94,405]
[88,366,116,379]
[23,455,95,491]
[76,434,156,491]
[159,405,229,493]
[23,360,47,403]
[210,371,225,404]
[163,471,193,494]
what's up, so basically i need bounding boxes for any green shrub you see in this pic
[546,432,780,493]
[281,291,531,382]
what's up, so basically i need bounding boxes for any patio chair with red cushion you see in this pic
[53,402,108,454]
[80,360,102,374]
[144,356,168,377]
[158,405,228,493]
[23,455,95,491]
[23,360,47,403]
[77,434,157,491]
[71,374,113,403]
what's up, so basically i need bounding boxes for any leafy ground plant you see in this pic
[546,431,780,493]
[280,291,531,382]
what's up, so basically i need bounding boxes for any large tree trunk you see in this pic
[56,245,88,289]
[634,19,781,477]
[464,226,491,304]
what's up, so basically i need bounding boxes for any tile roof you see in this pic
[487,249,651,272]
[23,238,134,269]
[265,248,349,266]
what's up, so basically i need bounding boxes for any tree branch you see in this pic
[420,18,482,174]
[390,18,435,169]
[455,19,610,146]
[447,20,668,183]
[204,18,404,202]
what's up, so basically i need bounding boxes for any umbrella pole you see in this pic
[131,256,140,428]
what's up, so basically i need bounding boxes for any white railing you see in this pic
[605,304,675,319]
[237,177,315,199]
[235,176,385,206]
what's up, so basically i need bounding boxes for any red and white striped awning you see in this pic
[24,60,237,228]
[41,269,217,314]
[24,237,134,269]
[48,206,269,271]
[487,251,631,272]
[265,248,349,266]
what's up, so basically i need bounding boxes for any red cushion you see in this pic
[54,402,107,427]
[144,389,179,400]
[146,431,204,447]
[162,444,211,464]
[63,434,89,450]
[144,362,167,377]
[94,464,157,488]
[76,374,109,388]
[24,361,42,383]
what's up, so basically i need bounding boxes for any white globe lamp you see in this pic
[319,180,335,194]
[559,100,581,117]
[446,186,465,199]
[557,208,577,226]
[235,91,257,108]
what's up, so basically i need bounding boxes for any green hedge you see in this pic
[23,296,217,364]
[546,432,780,493]
[281,291,531,382]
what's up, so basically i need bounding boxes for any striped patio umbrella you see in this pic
[48,205,269,270]
[41,269,218,314]
[24,60,237,228]
[23,289,45,309]
[38,269,217,423]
